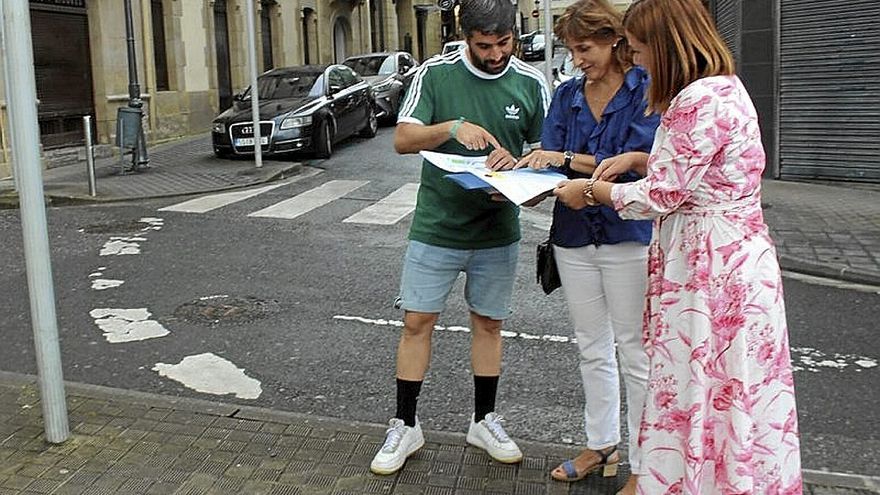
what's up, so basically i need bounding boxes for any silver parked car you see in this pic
[343,51,419,124]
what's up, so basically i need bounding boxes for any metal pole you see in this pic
[2,0,69,444]
[123,0,149,168]
[83,116,96,197]
[245,0,263,169]
[543,0,553,85]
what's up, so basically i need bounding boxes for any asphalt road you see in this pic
[1,127,878,477]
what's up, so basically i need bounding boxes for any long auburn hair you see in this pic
[554,0,633,72]
[623,0,735,113]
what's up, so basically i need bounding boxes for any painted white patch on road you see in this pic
[200,294,230,300]
[153,352,262,399]
[90,308,170,343]
[139,217,164,230]
[100,237,147,256]
[333,314,573,343]
[343,183,419,225]
[791,347,878,373]
[91,279,124,290]
[248,180,369,220]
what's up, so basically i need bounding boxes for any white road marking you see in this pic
[153,352,262,399]
[249,179,369,220]
[158,169,323,213]
[90,308,170,343]
[791,347,878,372]
[343,183,419,225]
[334,315,880,372]
[139,217,164,230]
[91,279,124,290]
[332,315,573,343]
[99,237,147,256]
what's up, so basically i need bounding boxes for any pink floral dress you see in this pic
[611,76,802,494]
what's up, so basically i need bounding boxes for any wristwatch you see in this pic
[562,150,575,168]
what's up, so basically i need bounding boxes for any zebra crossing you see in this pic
[159,172,419,226]
[158,172,551,229]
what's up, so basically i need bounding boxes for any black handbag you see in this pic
[536,235,561,295]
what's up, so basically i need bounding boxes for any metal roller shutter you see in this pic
[779,0,880,181]
[30,2,94,148]
[712,0,741,62]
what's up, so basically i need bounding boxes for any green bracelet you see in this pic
[449,117,465,139]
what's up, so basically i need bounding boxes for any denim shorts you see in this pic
[396,240,520,320]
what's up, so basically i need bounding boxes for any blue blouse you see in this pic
[541,66,660,248]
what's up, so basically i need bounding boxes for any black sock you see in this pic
[473,375,499,422]
[396,378,422,427]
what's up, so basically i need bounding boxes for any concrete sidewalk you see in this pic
[1,135,877,286]
[1,372,877,495]
[0,134,301,205]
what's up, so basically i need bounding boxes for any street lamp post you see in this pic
[121,0,149,171]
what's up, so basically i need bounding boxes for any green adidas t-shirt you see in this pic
[398,50,550,249]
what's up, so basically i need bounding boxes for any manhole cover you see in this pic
[80,219,152,234]
[174,295,280,325]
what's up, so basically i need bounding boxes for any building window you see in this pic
[151,0,169,91]
[261,2,274,71]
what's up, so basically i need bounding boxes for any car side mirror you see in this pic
[233,92,245,102]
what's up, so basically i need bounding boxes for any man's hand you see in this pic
[485,147,517,171]
[454,121,502,152]
[516,150,562,170]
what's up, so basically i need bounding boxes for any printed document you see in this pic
[420,150,567,205]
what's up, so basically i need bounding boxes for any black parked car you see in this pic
[342,51,419,123]
[520,32,550,61]
[211,64,377,159]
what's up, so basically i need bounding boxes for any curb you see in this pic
[778,254,880,288]
[0,370,581,461]
[0,162,303,207]
[2,370,878,493]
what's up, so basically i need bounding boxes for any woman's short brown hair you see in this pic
[554,0,633,71]
[624,0,735,113]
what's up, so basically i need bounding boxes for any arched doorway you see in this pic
[333,17,350,63]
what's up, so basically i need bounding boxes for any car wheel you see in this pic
[360,106,378,138]
[315,120,333,159]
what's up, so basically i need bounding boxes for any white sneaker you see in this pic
[466,412,523,463]
[370,418,425,475]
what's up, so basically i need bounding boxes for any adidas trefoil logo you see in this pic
[504,104,521,120]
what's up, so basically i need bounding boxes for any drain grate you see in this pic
[173,295,280,325]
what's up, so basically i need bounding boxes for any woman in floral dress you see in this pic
[552,0,803,493]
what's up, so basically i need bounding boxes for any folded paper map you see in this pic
[420,150,567,205]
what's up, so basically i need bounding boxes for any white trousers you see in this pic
[553,242,649,474]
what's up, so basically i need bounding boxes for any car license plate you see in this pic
[234,137,268,146]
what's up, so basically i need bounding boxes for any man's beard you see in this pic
[470,53,511,75]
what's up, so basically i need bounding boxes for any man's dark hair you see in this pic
[459,0,517,37]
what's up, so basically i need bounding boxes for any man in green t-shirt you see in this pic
[370,0,550,476]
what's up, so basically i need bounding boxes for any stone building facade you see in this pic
[0,0,445,179]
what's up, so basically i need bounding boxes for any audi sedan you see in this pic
[342,51,419,123]
[211,64,377,159]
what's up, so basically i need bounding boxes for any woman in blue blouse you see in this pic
[517,0,659,491]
